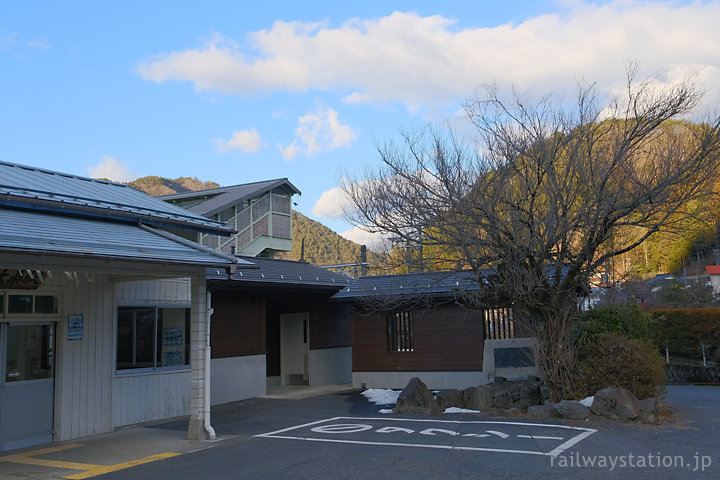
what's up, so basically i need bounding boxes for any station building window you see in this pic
[116,306,190,371]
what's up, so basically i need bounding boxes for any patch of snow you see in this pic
[361,388,400,405]
[378,409,394,414]
[580,396,594,407]
[444,407,481,414]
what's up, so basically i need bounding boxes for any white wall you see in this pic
[210,355,267,405]
[53,274,115,441]
[309,347,351,387]
[112,278,193,428]
[112,370,190,426]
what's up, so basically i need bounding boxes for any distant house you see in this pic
[0,161,247,450]
[161,179,300,257]
[705,265,720,298]
[331,271,540,390]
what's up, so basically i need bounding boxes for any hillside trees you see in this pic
[341,69,720,400]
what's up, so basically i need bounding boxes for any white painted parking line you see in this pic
[517,435,564,440]
[255,417,597,457]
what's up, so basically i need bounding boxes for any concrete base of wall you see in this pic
[353,371,489,390]
[210,355,267,405]
[309,347,351,387]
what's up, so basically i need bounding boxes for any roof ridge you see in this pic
[0,160,127,187]
[159,178,298,199]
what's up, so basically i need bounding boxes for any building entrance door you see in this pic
[280,313,309,386]
[0,323,55,451]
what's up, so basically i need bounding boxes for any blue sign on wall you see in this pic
[67,314,83,340]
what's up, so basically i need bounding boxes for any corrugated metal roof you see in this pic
[0,161,232,234]
[331,265,574,302]
[160,179,301,217]
[0,209,248,267]
[331,270,483,300]
[207,255,352,289]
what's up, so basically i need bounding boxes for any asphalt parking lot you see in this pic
[1,385,718,479]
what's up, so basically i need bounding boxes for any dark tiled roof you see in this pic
[0,161,231,234]
[207,256,352,289]
[0,208,242,267]
[160,179,301,217]
[331,270,483,300]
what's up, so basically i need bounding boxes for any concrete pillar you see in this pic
[187,274,211,440]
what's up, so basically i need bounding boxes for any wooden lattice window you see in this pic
[387,311,414,352]
[484,307,515,339]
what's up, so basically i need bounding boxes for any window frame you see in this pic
[386,310,414,353]
[0,291,62,319]
[115,304,191,374]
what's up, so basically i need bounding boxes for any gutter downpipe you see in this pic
[205,290,216,440]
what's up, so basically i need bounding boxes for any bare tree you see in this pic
[341,68,720,400]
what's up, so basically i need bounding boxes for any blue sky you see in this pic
[2,1,719,246]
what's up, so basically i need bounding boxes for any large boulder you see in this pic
[590,387,642,420]
[394,377,442,415]
[528,404,560,419]
[436,385,493,412]
[554,400,591,420]
[465,385,493,411]
[637,397,658,423]
[491,377,542,410]
[436,389,465,410]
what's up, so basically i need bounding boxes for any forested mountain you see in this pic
[129,176,386,274]
[273,211,385,271]
[127,121,720,283]
[128,176,220,196]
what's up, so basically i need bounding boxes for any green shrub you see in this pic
[576,304,654,345]
[649,308,720,363]
[575,332,666,399]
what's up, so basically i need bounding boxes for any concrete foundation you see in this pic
[211,354,267,405]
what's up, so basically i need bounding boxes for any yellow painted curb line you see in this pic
[0,443,181,479]
[64,452,182,479]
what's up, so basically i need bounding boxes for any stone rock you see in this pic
[554,400,591,420]
[394,377,442,415]
[637,397,658,423]
[436,390,465,410]
[590,387,642,420]
[465,385,493,411]
[437,385,493,412]
[491,378,541,410]
[528,404,560,419]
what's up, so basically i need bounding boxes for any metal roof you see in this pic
[0,208,249,267]
[160,179,301,217]
[207,256,352,289]
[0,160,232,234]
[330,270,483,300]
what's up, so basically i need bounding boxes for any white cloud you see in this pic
[214,128,263,153]
[88,156,139,183]
[341,226,389,252]
[136,3,720,110]
[0,29,50,51]
[280,106,357,160]
[312,186,351,218]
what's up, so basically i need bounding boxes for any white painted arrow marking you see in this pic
[376,427,415,434]
[420,428,459,436]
